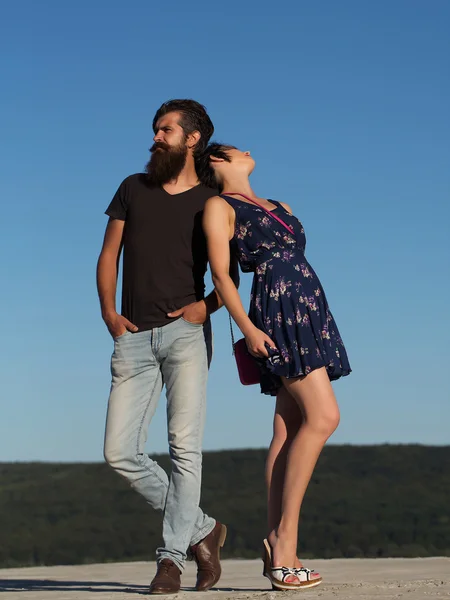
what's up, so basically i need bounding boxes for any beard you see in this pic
[145,141,188,185]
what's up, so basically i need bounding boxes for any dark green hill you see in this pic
[1,445,449,568]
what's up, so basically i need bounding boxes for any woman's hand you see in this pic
[245,327,277,358]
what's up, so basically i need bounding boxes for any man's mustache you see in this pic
[150,142,170,153]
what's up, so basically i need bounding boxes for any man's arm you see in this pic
[96,218,138,337]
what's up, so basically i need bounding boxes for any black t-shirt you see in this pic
[105,173,218,331]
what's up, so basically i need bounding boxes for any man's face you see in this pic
[146,112,189,185]
[152,112,187,152]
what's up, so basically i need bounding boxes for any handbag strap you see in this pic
[221,192,294,234]
[229,314,236,355]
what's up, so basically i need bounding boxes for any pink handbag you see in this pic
[229,319,261,385]
[225,193,295,385]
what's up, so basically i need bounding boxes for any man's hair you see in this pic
[197,142,236,189]
[152,99,214,157]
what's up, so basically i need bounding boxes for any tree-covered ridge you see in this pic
[1,445,449,568]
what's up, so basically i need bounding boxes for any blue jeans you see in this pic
[103,317,215,570]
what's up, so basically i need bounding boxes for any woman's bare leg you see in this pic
[266,388,306,569]
[266,387,303,534]
[268,367,340,570]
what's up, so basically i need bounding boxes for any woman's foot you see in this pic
[266,531,322,588]
[262,539,299,589]
[267,530,296,573]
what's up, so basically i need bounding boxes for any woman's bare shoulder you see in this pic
[205,195,233,212]
[206,194,227,205]
[279,201,293,214]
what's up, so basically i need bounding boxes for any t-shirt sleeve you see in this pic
[105,178,130,221]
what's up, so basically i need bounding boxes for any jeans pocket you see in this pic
[114,330,130,341]
[181,317,203,328]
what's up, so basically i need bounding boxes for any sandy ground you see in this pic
[0,558,449,600]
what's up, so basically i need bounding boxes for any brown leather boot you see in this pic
[190,522,227,591]
[149,559,181,594]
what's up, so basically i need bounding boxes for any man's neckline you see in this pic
[160,183,203,197]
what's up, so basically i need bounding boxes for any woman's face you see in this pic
[211,148,256,180]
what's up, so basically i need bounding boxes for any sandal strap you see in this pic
[293,567,315,581]
[271,566,297,583]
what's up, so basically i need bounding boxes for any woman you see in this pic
[201,144,351,591]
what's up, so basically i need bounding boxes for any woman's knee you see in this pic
[308,406,340,439]
[273,389,303,442]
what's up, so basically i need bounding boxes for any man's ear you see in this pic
[187,130,201,150]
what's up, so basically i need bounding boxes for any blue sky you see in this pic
[1,0,449,461]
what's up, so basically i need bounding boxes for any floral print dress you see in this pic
[222,194,351,396]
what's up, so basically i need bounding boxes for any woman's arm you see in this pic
[203,196,275,357]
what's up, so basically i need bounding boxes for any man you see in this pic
[97,99,232,594]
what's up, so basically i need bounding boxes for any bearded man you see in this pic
[97,100,229,594]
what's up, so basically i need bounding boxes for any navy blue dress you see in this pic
[222,195,351,396]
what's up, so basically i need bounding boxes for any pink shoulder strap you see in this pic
[222,192,294,234]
